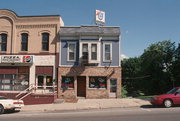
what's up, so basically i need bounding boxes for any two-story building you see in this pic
[0,9,64,104]
[58,26,121,99]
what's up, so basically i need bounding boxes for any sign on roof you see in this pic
[95,10,105,25]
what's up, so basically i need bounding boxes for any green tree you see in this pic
[141,40,176,94]
[121,57,143,95]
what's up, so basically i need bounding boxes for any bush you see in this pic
[121,86,128,98]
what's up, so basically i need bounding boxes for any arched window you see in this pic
[42,33,49,51]
[21,33,28,51]
[0,34,7,51]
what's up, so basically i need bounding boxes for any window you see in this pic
[21,33,28,51]
[61,76,74,88]
[91,44,97,60]
[82,44,88,60]
[42,33,49,51]
[0,67,29,91]
[89,77,107,88]
[68,42,76,61]
[80,42,100,63]
[104,43,112,61]
[0,34,7,51]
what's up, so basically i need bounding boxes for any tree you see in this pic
[121,57,143,95]
[121,40,178,96]
[141,40,176,94]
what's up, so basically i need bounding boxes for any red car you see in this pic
[150,87,180,108]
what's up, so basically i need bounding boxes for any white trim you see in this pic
[80,41,100,63]
[67,42,76,62]
[119,34,121,67]
[103,42,112,62]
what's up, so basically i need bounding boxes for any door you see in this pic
[173,91,180,104]
[77,76,86,97]
[37,76,44,88]
[109,78,117,98]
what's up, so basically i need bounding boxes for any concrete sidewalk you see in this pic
[21,98,151,112]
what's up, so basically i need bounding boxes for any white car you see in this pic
[0,96,24,114]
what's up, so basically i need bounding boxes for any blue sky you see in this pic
[0,0,180,58]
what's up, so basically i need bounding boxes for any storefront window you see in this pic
[61,76,74,89]
[0,67,29,91]
[89,77,107,88]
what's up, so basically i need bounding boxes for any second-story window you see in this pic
[68,42,76,61]
[42,33,49,51]
[21,33,28,51]
[0,34,7,51]
[104,43,112,61]
[91,44,97,60]
[82,44,88,60]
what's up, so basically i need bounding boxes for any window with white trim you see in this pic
[91,44,97,60]
[80,42,100,63]
[68,42,76,61]
[103,43,112,61]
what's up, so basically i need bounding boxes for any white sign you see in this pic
[96,10,105,25]
[1,55,33,63]
[1,56,22,63]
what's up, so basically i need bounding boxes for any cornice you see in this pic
[16,24,57,29]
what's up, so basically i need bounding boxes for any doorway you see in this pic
[109,78,117,97]
[77,76,86,97]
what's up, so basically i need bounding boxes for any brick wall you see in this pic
[58,66,121,99]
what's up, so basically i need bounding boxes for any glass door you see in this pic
[110,79,117,97]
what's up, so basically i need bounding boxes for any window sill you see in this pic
[67,60,76,62]
[88,88,107,90]
[103,60,112,63]
[61,88,74,90]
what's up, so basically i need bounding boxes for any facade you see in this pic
[0,9,64,104]
[58,26,121,99]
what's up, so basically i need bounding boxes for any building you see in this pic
[0,9,64,104]
[58,26,121,99]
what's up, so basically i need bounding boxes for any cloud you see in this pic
[121,54,129,59]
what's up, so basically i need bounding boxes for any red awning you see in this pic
[0,67,18,74]
[36,66,53,75]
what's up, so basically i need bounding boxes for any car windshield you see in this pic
[166,88,179,94]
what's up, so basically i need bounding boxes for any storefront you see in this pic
[0,55,33,91]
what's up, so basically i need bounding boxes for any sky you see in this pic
[0,0,180,58]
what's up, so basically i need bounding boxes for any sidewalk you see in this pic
[21,98,151,112]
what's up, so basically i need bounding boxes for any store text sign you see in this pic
[1,55,33,63]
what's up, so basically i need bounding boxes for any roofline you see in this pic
[0,9,61,18]
[61,25,120,28]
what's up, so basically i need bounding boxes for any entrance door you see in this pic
[37,76,44,88]
[77,76,86,97]
[110,79,117,97]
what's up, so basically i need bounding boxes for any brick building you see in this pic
[0,9,64,104]
[58,26,121,99]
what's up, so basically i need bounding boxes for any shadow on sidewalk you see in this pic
[141,104,180,109]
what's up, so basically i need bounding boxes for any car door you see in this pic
[173,91,180,104]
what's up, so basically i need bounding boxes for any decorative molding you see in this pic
[16,24,57,29]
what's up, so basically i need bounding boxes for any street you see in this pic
[1,106,180,121]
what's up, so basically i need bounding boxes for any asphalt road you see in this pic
[1,106,180,121]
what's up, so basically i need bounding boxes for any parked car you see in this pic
[150,87,180,108]
[0,96,24,114]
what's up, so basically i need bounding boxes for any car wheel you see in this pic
[0,104,4,114]
[164,99,173,108]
